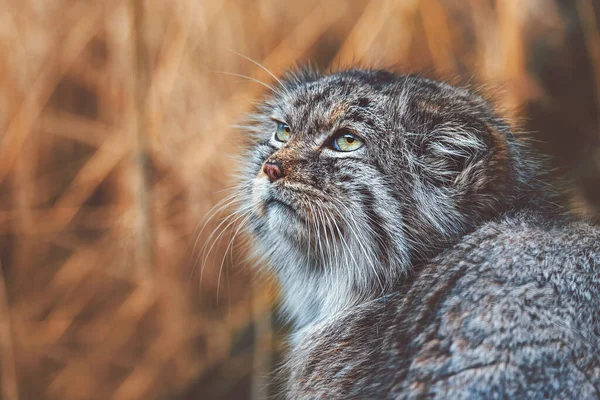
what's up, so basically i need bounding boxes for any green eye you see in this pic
[332,132,364,152]
[275,122,291,142]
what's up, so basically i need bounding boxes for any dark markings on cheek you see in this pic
[344,157,386,180]
[370,159,388,177]
[357,186,393,268]
[321,157,338,171]
[338,174,354,183]
[385,186,414,262]
[331,156,366,165]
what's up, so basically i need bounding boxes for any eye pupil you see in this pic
[346,137,354,143]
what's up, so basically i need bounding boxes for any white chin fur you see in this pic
[252,177,305,243]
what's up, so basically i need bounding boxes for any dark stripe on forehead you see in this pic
[298,107,331,134]
[311,86,333,104]
[292,96,310,109]
[292,85,333,108]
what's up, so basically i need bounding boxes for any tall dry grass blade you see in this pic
[495,0,527,108]
[0,1,116,186]
[45,131,130,232]
[333,0,393,66]
[0,259,18,400]
[419,0,458,75]
[131,0,156,278]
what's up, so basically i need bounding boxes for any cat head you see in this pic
[237,68,539,327]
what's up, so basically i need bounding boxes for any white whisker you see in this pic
[214,71,277,93]
[226,49,285,89]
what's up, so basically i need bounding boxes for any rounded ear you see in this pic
[409,122,490,189]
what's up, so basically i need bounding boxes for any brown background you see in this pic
[0,0,599,399]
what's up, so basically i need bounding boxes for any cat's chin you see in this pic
[265,198,302,220]
[263,201,306,241]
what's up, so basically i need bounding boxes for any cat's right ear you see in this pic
[408,122,490,189]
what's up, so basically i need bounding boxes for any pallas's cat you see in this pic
[235,68,600,399]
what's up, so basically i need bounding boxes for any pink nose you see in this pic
[263,161,284,182]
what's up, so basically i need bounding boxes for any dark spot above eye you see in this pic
[292,87,332,109]
[356,97,371,108]
[346,107,375,125]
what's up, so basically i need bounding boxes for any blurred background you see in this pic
[0,0,599,399]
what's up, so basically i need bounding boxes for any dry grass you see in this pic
[0,0,598,399]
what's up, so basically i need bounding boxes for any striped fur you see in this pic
[236,68,600,398]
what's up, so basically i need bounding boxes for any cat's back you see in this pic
[288,212,600,399]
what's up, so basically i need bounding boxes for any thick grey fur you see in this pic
[236,68,600,399]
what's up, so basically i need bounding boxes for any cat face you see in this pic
[238,68,531,325]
